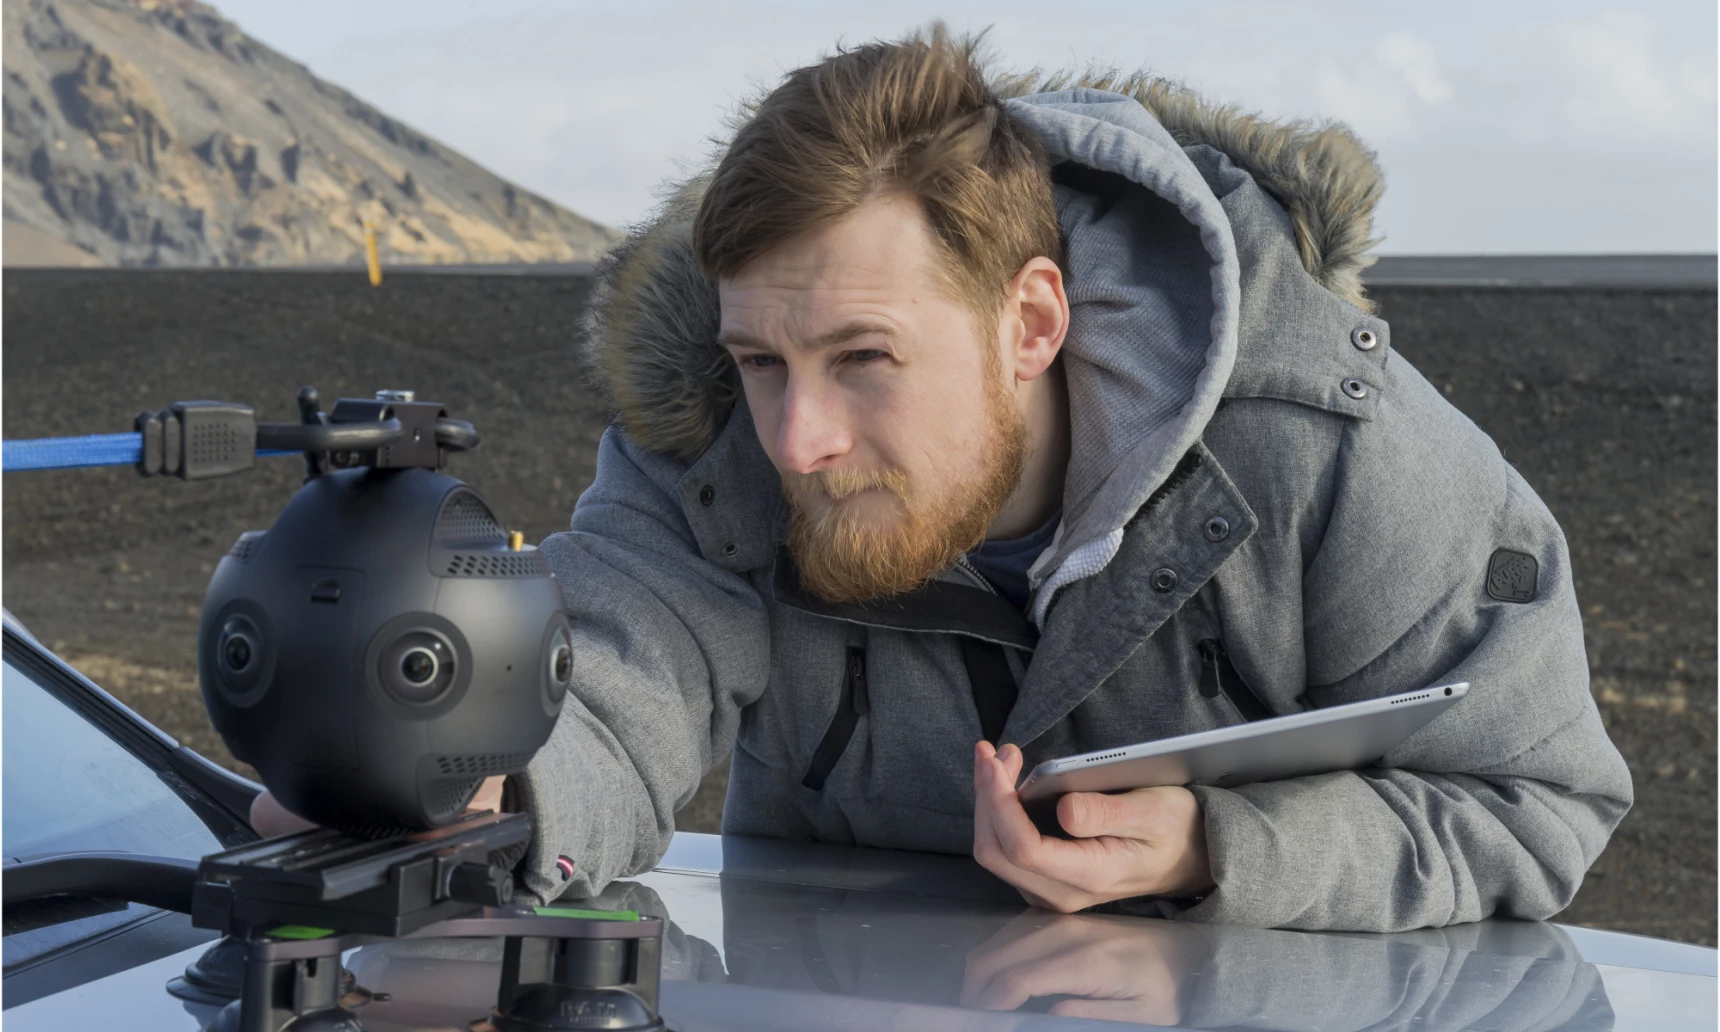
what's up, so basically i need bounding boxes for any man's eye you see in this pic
[846,349,887,364]
[738,354,781,371]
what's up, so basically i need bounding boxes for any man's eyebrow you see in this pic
[717,323,893,352]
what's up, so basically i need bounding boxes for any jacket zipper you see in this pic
[1126,449,1205,531]
[952,554,997,594]
[1197,638,1270,722]
[801,646,868,791]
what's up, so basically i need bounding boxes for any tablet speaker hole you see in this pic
[1084,751,1127,764]
[1389,693,1430,705]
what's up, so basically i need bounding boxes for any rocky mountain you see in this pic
[2,0,618,266]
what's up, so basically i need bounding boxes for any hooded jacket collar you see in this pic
[1003,88,1241,623]
[580,75,1383,462]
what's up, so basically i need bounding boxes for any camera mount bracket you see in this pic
[174,812,668,1032]
[132,386,479,481]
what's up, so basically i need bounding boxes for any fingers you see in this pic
[974,744,1039,872]
[464,775,507,815]
[967,943,1114,1011]
[975,766,1215,904]
[1058,790,1132,839]
[1056,787,1215,897]
[964,915,1168,1015]
[1015,886,1057,910]
[972,744,1107,911]
[1057,786,1198,842]
[249,790,317,838]
[962,911,1097,1005]
[984,755,1057,868]
[973,743,1010,875]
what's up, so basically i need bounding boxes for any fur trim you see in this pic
[582,76,1384,461]
[995,72,1383,314]
[580,174,735,460]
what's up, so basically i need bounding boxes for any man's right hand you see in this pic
[248,789,318,838]
[248,775,509,838]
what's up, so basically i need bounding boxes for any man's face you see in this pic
[718,193,1025,603]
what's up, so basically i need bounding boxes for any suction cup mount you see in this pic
[168,813,668,1032]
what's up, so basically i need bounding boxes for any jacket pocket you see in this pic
[1197,638,1269,722]
[800,645,868,791]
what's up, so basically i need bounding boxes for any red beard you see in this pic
[782,374,1026,603]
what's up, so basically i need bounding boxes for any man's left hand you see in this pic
[972,741,1215,912]
[248,775,509,838]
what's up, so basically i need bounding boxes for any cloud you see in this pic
[1164,10,1715,252]
[239,2,1714,252]
[1364,10,1717,251]
[1298,32,1453,140]
[1379,32,1454,105]
[1542,10,1715,141]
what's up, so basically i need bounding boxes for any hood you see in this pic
[580,76,1385,619]
[1004,86,1242,624]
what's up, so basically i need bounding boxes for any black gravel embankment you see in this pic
[2,269,1713,944]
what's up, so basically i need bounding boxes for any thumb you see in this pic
[1057,791,1124,839]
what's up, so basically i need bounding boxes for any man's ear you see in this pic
[1004,257,1069,382]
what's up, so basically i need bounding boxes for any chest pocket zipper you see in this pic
[1197,638,1270,722]
[801,646,868,791]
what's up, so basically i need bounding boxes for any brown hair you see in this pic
[691,25,1063,324]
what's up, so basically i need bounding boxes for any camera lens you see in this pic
[379,631,457,705]
[545,625,573,706]
[400,647,439,686]
[218,618,258,675]
[208,608,270,706]
[223,633,253,672]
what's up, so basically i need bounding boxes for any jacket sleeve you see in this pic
[509,426,770,903]
[1182,361,1633,931]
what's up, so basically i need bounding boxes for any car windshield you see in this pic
[2,657,220,862]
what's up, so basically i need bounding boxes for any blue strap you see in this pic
[3,433,143,470]
[2,434,295,472]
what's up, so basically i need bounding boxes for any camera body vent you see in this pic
[434,752,533,777]
[227,531,265,563]
[443,553,548,578]
[435,490,506,545]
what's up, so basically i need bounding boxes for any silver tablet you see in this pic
[1017,682,1470,803]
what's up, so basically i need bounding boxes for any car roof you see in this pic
[11,831,1715,1030]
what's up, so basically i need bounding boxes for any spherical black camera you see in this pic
[199,467,568,833]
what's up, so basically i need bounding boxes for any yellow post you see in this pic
[363,221,382,287]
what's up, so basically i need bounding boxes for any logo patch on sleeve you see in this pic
[1486,549,1538,603]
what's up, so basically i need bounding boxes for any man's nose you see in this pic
[775,375,851,475]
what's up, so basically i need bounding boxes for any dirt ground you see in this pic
[2,270,1712,945]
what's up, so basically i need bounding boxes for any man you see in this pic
[262,29,1630,931]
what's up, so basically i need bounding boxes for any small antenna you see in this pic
[363,220,382,287]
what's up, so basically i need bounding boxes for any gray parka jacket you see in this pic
[513,81,1633,932]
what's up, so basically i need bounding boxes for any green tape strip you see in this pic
[267,925,336,940]
[533,906,640,922]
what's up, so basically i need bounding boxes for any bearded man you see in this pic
[493,30,1633,930]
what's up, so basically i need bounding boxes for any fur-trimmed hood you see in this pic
[581,74,1384,465]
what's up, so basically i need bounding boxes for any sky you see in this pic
[210,0,1717,254]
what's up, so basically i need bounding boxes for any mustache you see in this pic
[782,466,910,501]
